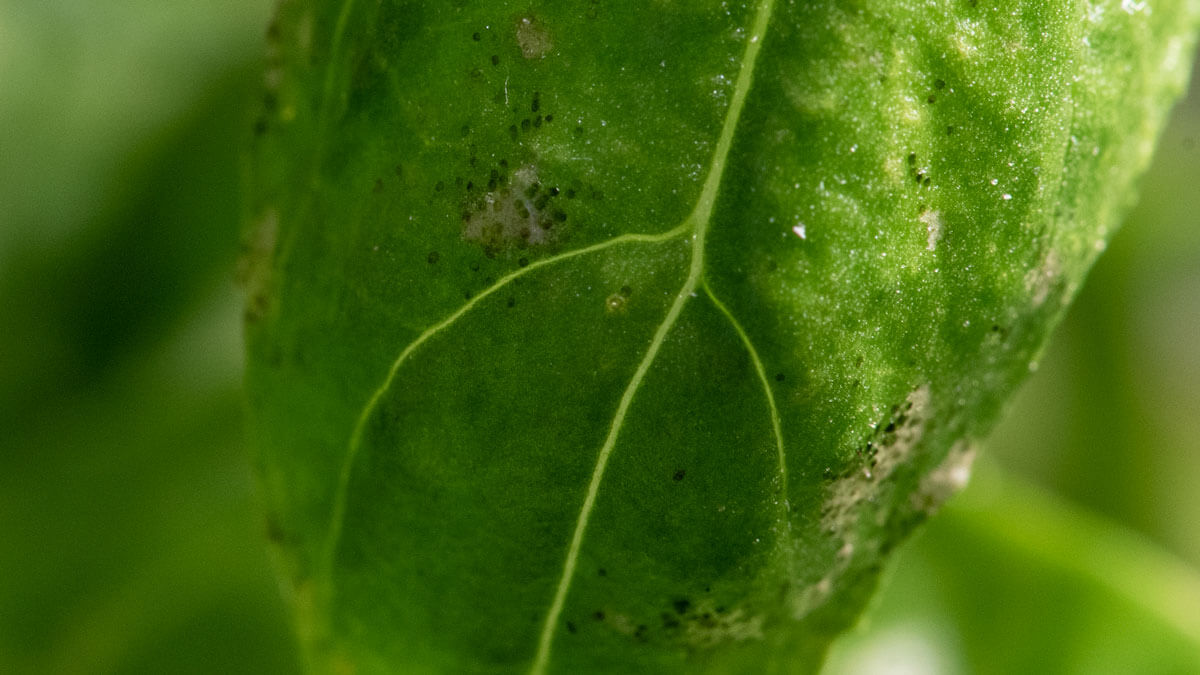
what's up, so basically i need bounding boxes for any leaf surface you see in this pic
[245,1,1199,672]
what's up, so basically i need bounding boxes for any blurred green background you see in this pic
[1,2,1196,673]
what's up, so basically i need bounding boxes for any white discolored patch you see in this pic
[919,210,942,252]
[681,601,765,648]
[794,385,933,620]
[516,16,553,59]
[461,165,562,254]
[791,576,834,620]
[1024,249,1061,307]
[911,441,976,514]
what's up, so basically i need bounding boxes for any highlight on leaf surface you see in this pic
[243,1,1199,672]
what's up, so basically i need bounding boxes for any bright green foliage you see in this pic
[244,1,1198,673]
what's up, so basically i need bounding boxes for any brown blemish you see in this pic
[911,441,976,513]
[237,208,279,322]
[516,16,553,59]
[461,165,561,256]
[794,385,933,619]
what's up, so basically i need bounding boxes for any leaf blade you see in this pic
[246,0,1200,672]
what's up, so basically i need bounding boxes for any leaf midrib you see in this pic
[528,1,777,672]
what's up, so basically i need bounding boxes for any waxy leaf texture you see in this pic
[244,1,1199,672]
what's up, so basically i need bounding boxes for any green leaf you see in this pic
[825,461,1200,674]
[245,1,1199,672]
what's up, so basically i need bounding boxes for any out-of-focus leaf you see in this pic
[0,3,300,673]
[823,462,1200,675]
[247,1,1199,672]
[1,65,260,434]
[0,292,301,673]
[984,82,1200,566]
[0,0,273,254]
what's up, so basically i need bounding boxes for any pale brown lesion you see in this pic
[516,16,553,60]
[461,165,567,257]
[238,208,279,323]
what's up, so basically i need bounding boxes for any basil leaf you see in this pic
[245,1,1199,672]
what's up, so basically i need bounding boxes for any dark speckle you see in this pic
[673,599,691,614]
[672,469,686,482]
[427,251,440,264]
[926,94,936,104]
[775,373,785,382]
[885,422,896,433]
[435,180,444,192]
[593,611,605,621]
[598,568,607,577]
[461,125,471,137]
[545,114,554,122]
[265,516,285,543]
[907,152,917,165]
[491,54,500,66]
[518,257,529,267]
[566,621,576,634]
[506,296,516,308]
[373,178,384,194]
[472,31,481,41]
[935,78,946,89]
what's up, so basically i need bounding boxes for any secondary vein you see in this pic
[529,1,775,672]
[702,281,789,513]
[323,225,689,574]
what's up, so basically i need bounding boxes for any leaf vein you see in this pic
[529,0,776,671]
[702,281,789,515]
[322,226,689,574]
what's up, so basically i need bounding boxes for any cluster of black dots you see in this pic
[822,395,923,483]
[415,23,611,305]
[565,589,742,646]
[907,152,932,189]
